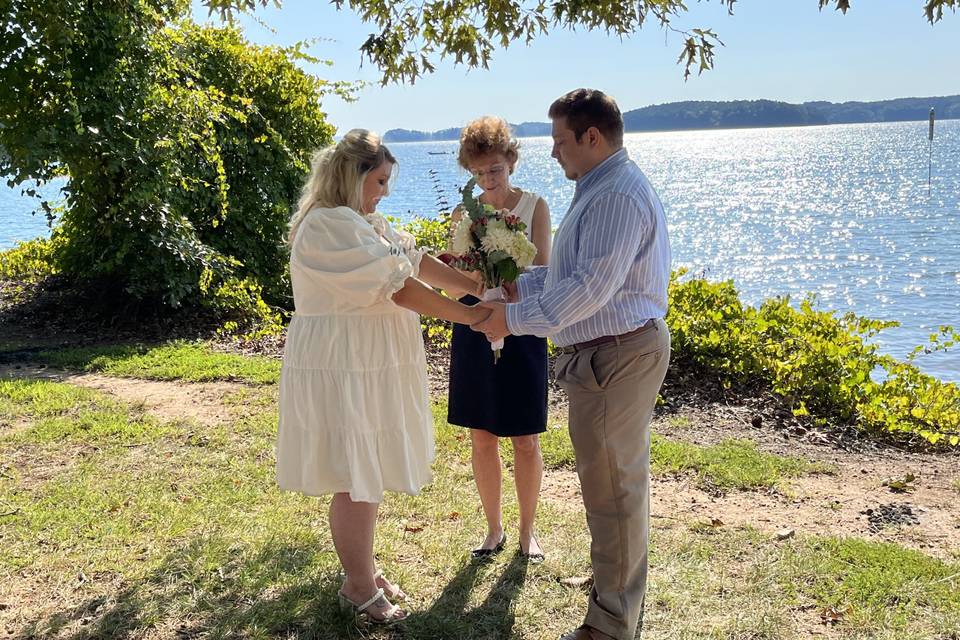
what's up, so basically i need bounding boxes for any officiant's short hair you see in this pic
[458,116,520,172]
[549,89,624,148]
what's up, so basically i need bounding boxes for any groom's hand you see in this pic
[501,281,518,303]
[474,279,487,299]
[471,301,510,342]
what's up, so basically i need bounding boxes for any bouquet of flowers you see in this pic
[446,177,538,362]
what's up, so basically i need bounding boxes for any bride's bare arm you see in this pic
[392,277,489,325]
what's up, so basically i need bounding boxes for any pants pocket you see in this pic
[556,350,604,393]
[589,347,619,390]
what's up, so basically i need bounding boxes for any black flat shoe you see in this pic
[470,532,506,559]
[520,549,545,564]
[520,537,545,564]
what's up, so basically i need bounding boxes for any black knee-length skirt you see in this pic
[446,295,548,437]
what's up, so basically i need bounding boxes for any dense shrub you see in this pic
[401,214,959,446]
[667,269,959,446]
[0,236,63,281]
[4,219,956,445]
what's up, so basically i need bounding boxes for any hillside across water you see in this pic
[384,94,960,141]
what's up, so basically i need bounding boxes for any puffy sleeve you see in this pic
[291,207,414,308]
[379,215,427,277]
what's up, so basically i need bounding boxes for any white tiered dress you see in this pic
[276,206,433,503]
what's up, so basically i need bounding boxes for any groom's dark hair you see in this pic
[549,88,624,148]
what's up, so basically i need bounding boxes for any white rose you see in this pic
[451,218,475,256]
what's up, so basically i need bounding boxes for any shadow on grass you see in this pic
[16,540,532,640]
[15,537,346,640]
[406,551,530,639]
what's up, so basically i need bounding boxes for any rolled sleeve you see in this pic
[516,266,548,300]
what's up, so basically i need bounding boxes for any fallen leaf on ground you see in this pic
[820,605,852,624]
[559,576,593,588]
[883,473,916,493]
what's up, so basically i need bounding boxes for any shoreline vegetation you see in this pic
[382,95,960,142]
[1,223,958,450]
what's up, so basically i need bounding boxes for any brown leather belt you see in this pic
[559,319,655,354]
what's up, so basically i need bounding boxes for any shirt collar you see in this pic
[576,147,629,193]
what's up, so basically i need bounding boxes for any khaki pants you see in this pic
[555,319,670,640]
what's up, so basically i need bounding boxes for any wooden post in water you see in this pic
[928,108,935,196]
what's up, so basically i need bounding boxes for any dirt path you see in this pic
[0,364,250,426]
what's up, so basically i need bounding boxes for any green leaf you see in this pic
[497,261,519,283]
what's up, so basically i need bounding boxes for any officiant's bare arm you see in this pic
[531,198,552,267]
[392,277,489,325]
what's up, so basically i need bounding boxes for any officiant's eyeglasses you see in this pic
[472,164,506,179]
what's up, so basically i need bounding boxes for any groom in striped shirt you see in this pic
[473,88,671,640]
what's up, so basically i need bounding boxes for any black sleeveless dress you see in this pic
[446,190,548,437]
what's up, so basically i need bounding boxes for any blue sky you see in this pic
[191,0,958,133]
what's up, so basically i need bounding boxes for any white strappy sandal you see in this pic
[337,587,407,625]
[374,568,407,601]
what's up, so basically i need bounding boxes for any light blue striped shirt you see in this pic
[505,148,670,347]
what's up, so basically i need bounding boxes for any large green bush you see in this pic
[161,24,338,306]
[1,0,335,310]
[4,216,956,446]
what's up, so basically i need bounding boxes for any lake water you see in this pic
[3,120,958,381]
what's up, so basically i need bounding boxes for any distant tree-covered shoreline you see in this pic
[384,95,960,142]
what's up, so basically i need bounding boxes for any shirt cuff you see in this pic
[505,302,525,336]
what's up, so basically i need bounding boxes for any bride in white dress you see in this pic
[277,129,487,624]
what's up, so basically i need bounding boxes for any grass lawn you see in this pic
[1,347,958,639]
[25,342,281,385]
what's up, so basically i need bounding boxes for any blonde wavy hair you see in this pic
[288,129,397,243]
[457,116,520,172]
